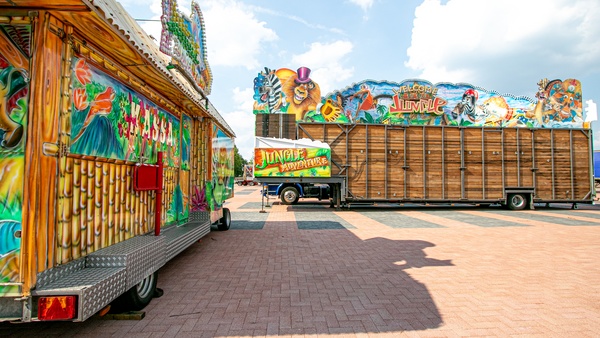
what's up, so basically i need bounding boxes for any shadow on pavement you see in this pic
[0,219,454,336]
[156,225,454,335]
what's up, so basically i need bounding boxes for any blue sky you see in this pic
[119,0,600,160]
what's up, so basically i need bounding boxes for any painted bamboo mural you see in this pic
[86,161,95,253]
[190,119,209,212]
[55,157,161,261]
[47,54,189,263]
[108,163,116,246]
[0,32,29,297]
[72,158,82,258]
[118,165,127,243]
[190,118,213,213]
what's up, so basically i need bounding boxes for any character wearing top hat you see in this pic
[281,66,321,121]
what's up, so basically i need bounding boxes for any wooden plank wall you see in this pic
[442,127,462,200]
[386,127,404,199]
[483,129,504,199]
[255,114,296,139]
[572,130,592,199]
[298,123,592,203]
[25,13,62,277]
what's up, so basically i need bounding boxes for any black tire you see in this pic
[110,271,158,313]
[507,194,527,210]
[218,208,231,231]
[280,186,299,205]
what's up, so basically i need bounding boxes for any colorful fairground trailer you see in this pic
[0,0,234,322]
[253,66,595,209]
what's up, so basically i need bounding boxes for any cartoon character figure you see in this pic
[480,96,521,127]
[253,72,266,101]
[481,96,539,127]
[450,88,485,126]
[346,84,379,123]
[319,92,344,122]
[281,67,321,121]
[253,67,283,114]
[533,78,582,127]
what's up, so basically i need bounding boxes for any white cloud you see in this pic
[224,87,256,160]
[201,0,278,69]
[292,41,353,67]
[120,0,162,43]
[249,6,346,35]
[232,87,255,111]
[291,41,355,94]
[406,0,600,95]
[348,0,374,11]
[133,0,277,70]
[223,108,255,160]
[585,100,598,122]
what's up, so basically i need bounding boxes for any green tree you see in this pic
[234,145,248,177]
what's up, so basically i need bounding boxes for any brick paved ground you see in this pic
[2,185,600,337]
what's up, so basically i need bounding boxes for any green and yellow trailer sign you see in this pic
[254,147,331,178]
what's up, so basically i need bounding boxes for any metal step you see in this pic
[32,235,166,322]
[162,213,211,261]
[24,213,211,322]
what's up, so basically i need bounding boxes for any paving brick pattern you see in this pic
[229,212,269,230]
[2,186,600,337]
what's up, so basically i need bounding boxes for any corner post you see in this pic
[155,151,163,236]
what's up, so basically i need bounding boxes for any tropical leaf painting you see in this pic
[69,57,181,165]
[181,114,191,170]
[190,185,208,212]
[166,185,184,225]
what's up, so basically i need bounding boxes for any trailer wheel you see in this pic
[280,186,299,205]
[218,208,231,231]
[111,271,158,312]
[507,194,527,210]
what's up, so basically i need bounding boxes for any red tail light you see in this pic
[38,296,77,321]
